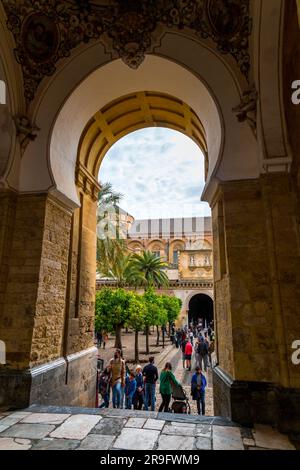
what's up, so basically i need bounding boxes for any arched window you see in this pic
[0,80,6,105]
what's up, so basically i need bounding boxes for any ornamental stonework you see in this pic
[3,0,252,103]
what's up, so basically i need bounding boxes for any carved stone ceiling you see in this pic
[2,0,252,104]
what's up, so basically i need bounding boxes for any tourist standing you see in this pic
[110,349,125,409]
[194,338,200,368]
[191,367,207,415]
[96,330,102,348]
[208,336,215,367]
[134,365,144,410]
[98,365,111,408]
[158,362,180,412]
[125,371,137,409]
[103,332,108,349]
[143,357,158,411]
[181,335,188,369]
[185,339,193,371]
[176,329,182,348]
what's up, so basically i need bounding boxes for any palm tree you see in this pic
[131,251,169,289]
[131,250,169,353]
[98,182,123,207]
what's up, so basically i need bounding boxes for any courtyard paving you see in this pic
[0,406,296,450]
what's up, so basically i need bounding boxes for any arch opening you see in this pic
[188,293,213,328]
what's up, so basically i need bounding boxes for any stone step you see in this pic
[25,404,236,427]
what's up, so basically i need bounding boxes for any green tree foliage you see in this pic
[95,287,132,350]
[161,295,182,327]
[131,251,169,289]
[143,288,167,353]
[126,292,147,363]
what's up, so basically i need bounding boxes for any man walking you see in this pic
[110,349,125,408]
[197,338,209,372]
[142,357,158,411]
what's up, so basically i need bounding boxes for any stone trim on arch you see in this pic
[183,290,214,313]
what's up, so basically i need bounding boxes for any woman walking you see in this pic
[158,362,180,412]
[185,339,193,371]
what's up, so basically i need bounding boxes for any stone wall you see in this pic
[212,174,300,431]
[0,193,46,370]
[65,192,97,356]
[30,197,72,366]
[0,191,98,408]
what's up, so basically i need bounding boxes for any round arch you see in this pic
[16,34,259,206]
[188,293,214,328]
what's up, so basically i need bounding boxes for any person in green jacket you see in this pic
[158,362,180,412]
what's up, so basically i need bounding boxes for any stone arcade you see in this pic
[0,0,300,435]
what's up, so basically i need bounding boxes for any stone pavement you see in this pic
[0,406,296,450]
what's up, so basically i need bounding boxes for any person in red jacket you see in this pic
[185,339,193,371]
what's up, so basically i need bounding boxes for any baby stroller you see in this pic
[170,381,191,414]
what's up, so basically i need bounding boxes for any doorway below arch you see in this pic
[188,294,213,328]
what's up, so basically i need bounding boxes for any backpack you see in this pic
[197,341,208,355]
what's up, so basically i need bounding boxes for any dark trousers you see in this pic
[196,391,205,415]
[134,392,144,410]
[159,393,171,412]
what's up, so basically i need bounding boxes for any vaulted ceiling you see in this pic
[77,90,207,183]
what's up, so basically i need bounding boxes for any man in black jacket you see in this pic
[142,357,158,411]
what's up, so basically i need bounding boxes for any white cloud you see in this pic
[99,128,211,219]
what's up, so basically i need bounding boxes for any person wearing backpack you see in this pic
[197,338,209,372]
[158,362,180,412]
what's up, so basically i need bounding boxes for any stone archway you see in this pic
[188,293,214,328]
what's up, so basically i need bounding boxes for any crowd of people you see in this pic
[97,320,215,416]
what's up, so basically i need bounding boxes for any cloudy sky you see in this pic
[99,128,211,220]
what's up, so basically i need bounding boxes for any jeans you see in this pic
[199,354,208,372]
[144,383,156,411]
[99,392,109,408]
[112,382,122,408]
[196,391,205,415]
[158,393,171,412]
[125,393,134,409]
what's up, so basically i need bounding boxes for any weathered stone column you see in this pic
[0,190,97,408]
[212,174,300,433]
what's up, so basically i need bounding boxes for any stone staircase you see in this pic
[0,404,297,450]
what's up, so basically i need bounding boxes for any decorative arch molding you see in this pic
[182,289,214,316]
[169,239,186,250]
[147,239,166,250]
[0,3,22,184]
[127,241,145,252]
[15,34,260,207]
[253,0,293,173]
[2,0,252,104]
